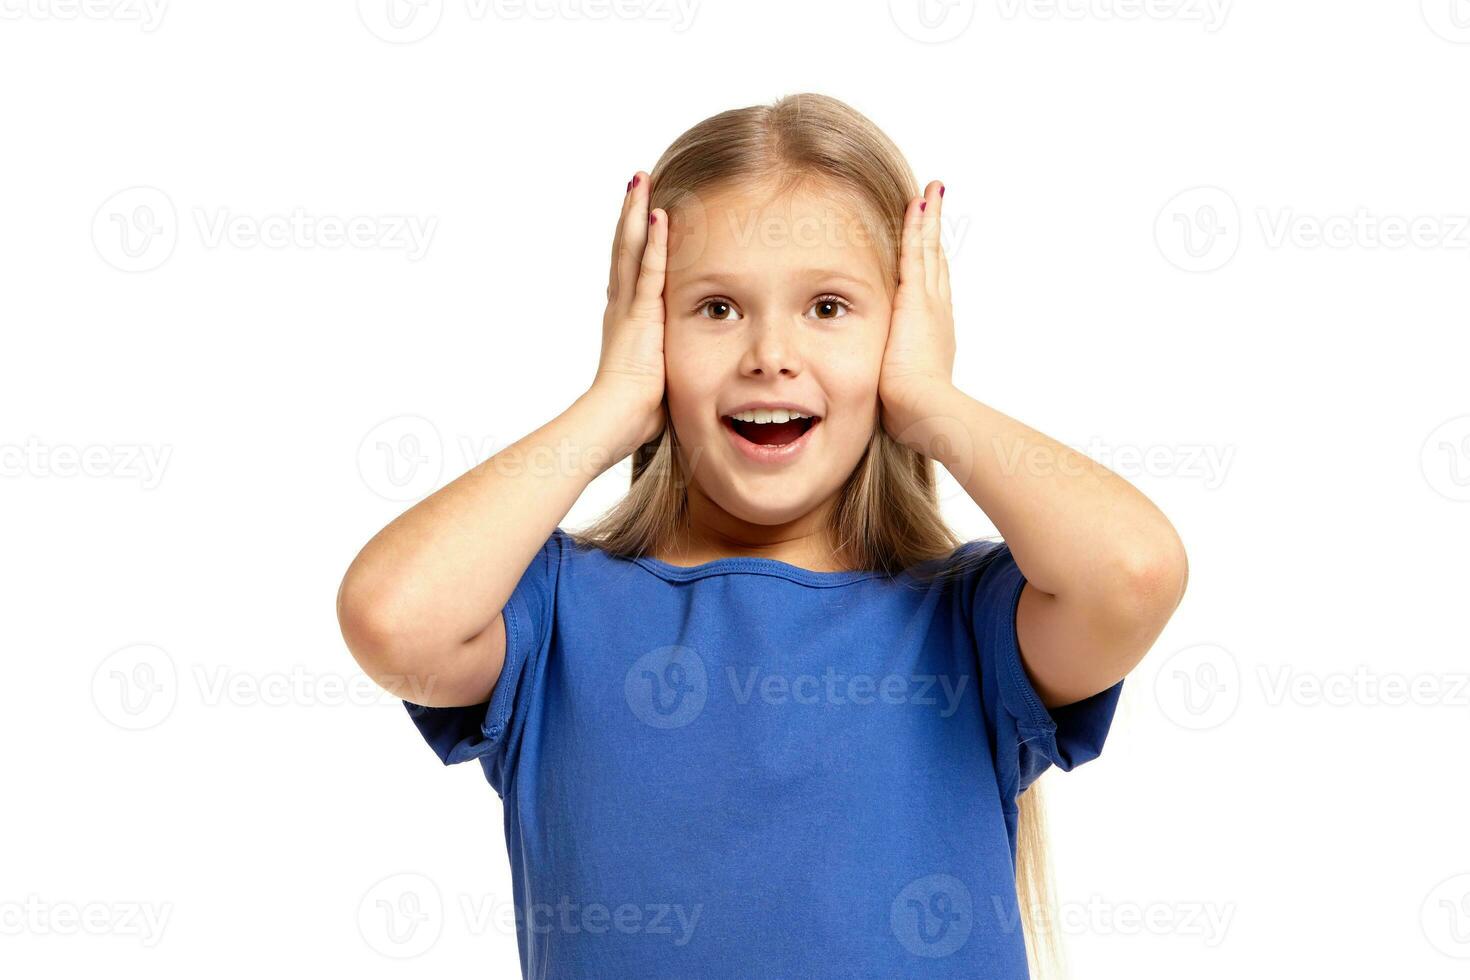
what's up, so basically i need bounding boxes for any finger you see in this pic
[936,183,950,300]
[897,193,925,296]
[607,172,636,299]
[921,179,943,292]
[610,171,649,304]
[629,208,668,319]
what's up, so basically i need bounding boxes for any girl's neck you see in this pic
[657,488,845,572]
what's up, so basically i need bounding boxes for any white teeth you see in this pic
[728,408,811,423]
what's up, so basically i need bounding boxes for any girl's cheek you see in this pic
[661,340,708,401]
[824,345,883,399]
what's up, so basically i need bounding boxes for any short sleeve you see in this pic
[401,527,566,785]
[962,539,1125,800]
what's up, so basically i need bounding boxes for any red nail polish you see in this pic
[626,180,631,192]
[920,201,927,212]
[649,213,656,225]
[940,185,945,197]
[632,175,641,189]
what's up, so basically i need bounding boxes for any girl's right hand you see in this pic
[592,170,669,450]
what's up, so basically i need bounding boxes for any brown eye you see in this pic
[808,295,850,320]
[698,299,741,321]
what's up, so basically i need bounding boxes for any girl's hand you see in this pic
[591,170,668,448]
[879,180,957,439]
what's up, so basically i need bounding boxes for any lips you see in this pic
[725,415,815,446]
[719,414,822,465]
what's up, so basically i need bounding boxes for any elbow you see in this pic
[336,573,419,685]
[336,562,504,708]
[1113,532,1189,622]
[337,570,482,706]
[1073,538,1189,677]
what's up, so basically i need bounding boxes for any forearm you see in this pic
[338,385,640,669]
[887,383,1188,611]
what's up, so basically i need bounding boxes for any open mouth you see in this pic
[721,413,821,448]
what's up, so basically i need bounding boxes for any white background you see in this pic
[3,1,1468,976]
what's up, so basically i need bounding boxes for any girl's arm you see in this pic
[891,384,1188,709]
[338,174,669,708]
[880,182,1188,710]
[338,388,647,708]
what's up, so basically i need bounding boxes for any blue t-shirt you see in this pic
[404,528,1123,978]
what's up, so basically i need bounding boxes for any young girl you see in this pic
[338,93,1187,979]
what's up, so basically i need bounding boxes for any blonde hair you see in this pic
[571,92,1062,978]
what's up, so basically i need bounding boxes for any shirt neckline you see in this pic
[630,552,884,588]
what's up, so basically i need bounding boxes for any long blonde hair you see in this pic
[571,92,1062,978]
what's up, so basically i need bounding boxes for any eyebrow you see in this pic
[676,269,876,292]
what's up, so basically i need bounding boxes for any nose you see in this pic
[740,316,803,379]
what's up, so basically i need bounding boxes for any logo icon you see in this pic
[1422,0,1470,43]
[93,186,177,272]
[1155,186,1240,273]
[625,645,707,729]
[92,643,178,730]
[358,872,443,958]
[1422,873,1470,958]
[1153,642,1240,730]
[358,0,444,43]
[889,0,976,43]
[891,873,973,958]
[357,415,444,502]
[1421,415,1470,502]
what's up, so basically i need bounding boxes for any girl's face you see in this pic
[663,180,892,529]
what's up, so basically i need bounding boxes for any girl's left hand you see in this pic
[878,180,957,439]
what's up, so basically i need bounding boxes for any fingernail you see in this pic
[626,180,631,192]
[649,212,657,225]
[940,184,945,197]
[632,175,641,189]
[920,201,927,212]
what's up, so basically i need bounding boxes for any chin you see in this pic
[709,484,823,527]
